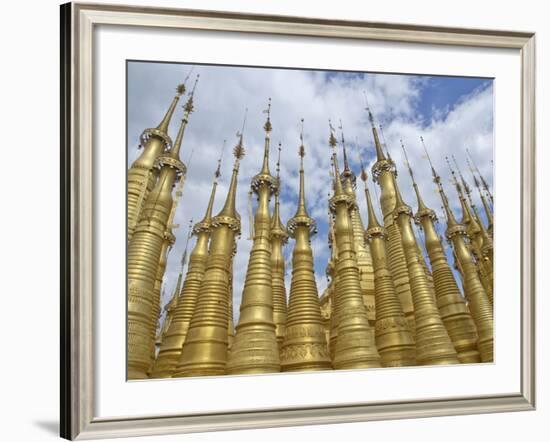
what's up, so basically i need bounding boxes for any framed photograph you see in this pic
[60,2,535,440]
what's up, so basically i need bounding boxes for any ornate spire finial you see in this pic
[276,142,282,181]
[216,110,246,221]
[183,74,200,116]
[452,154,472,200]
[233,108,247,162]
[361,165,382,232]
[445,156,463,196]
[363,91,386,161]
[401,139,427,212]
[179,218,194,268]
[195,141,226,231]
[363,90,375,126]
[215,140,226,180]
[294,119,309,218]
[258,98,273,176]
[466,148,493,204]
[422,137,458,226]
[155,73,190,134]
[465,151,493,230]
[170,75,199,160]
[271,142,288,240]
[328,119,337,151]
[263,97,272,133]
[338,119,351,173]
[379,124,393,161]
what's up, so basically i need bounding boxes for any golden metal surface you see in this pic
[127,86,192,379]
[367,107,416,337]
[404,143,480,363]
[270,144,288,351]
[339,127,377,332]
[362,168,416,367]
[370,124,457,365]
[173,134,244,377]
[227,103,281,374]
[391,174,459,365]
[150,161,221,378]
[425,145,494,363]
[127,85,184,243]
[280,131,332,371]
[329,126,381,369]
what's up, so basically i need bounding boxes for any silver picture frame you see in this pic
[60,2,536,439]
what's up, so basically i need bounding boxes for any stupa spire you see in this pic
[449,157,494,306]
[466,154,494,234]
[127,96,191,379]
[174,120,245,377]
[388,143,458,366]
[127,78,189,242]
[423,137,493,362]
[421,136,459,228]
[363,91,386,161]
[294,119,309,218]
[156,70,192,133]
[361,169,416,367]
[401,142,480,363]
[260,97,272,175]
[169,75,199,160]
[280,134,331,371]
[218,110,247,219]
[329,122,381,369]
[466,148,493,205]
[226,107,280,375]
[270,143,289,351]
[400,139,428,213]
[152,144,226,378]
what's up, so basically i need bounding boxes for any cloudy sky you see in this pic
[127,61,493,327]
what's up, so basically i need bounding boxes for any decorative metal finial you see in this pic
[445,156,462,195]
[276,142,282,180]
[263,97,272,133]
[379,124,392,160]
[420,136,438,181]
[360,159,368,185]
[183,74,200,115]
[215,140,226,179]
[328,119,337,150]
[299,118,305,158]
[400,139,415,183]
[234,108,247,160]
[452,154,472,197]
[363,90,375,126]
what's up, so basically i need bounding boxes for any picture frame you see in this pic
[60,2,535,440]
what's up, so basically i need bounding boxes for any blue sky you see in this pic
[127,61,494,325]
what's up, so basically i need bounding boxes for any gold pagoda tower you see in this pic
[338,123,376,331]
[226,100,281,374]
[368,113,457,365]
[270,144,288,351]
[401,143,480,363]
[329,123,381,370]
[280,124,332,372]
[127,81,197,379]
[361,166,416,367]
[173,122,246,377]
[366,104,415,337]
[454,156,494,305]
[466,149,494,226]
[424,139,494,362]
[127,83,186,242]
[151,151,224,378]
